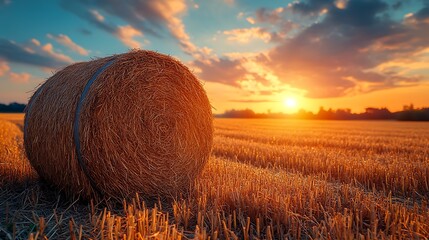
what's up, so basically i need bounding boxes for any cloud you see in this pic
[255,7,284,24]
[90,9,105,22]
[61,0,211,59]
[289,0,334,15]
[245,7,298,42]
[0,60,10,76]
[194,0,429,99]
[0,38,73,69]
[60,2,116,33]
[47,33,89,56]
[246,17,256,24]
[40,43,73,63]
[262,0,429,97]
[223,27,272,43]
[0,60,33,84]
[191,52,301,98]
[9,72,31,83]
[114,25,143,49]
[192,57,247,87]
[334,0,348,9]
[406,6,429,23]
[31,39,40,46]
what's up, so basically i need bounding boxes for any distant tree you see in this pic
[363,107,391,119]
[335,108,352,120]
[216,106,429,121]
[295,109,315,119]
[396,107,429,121]
[316,107,336,119]
[403,104,414,111]
[0,102,26,112]
[219,108,257,118]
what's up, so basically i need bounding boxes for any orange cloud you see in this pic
[335,0,348,9]
[0,60,10,77]
[63,0,213,60]
[0,59,32,84]
[9,72,31,84]
[224,27,272,43]
[31,38,40,46]
[47,34,89,56]
[41,43,73,64]
[149,0,213,60]
[246,17,256,24]
[115,25,143,49]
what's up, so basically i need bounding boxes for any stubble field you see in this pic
[1,114,428,239]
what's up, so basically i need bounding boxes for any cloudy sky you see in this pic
[0,0,428,113]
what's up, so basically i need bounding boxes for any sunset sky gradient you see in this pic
[0,0,428,113]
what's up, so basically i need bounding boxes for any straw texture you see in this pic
[24,50,213,201]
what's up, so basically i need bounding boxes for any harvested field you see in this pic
[1,115,428,239]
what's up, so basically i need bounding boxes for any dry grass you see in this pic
[0,113,25,129]
[1,116,429,239]
[213,119,429,199]
[0,119,36,184]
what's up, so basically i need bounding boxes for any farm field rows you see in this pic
[1,114,428,239]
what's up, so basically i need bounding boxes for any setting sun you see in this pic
[284,97,298,109]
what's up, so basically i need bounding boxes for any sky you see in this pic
[0,0,428,114]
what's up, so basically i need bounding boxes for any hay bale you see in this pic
[24,50,213,200]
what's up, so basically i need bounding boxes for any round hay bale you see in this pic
[24,50,213,200]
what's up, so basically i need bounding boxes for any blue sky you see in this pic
[1,0,428,113]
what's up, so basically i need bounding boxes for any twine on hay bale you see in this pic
[24,50,213,201]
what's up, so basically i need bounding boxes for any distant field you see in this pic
[1,114,428,239]
[0,113,24,120]
[0,113,24,129]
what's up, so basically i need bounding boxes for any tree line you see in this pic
[217,104,429,121]
[0,102,26,113]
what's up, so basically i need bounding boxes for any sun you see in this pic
[283,97,298,108]
[283,97,298,109]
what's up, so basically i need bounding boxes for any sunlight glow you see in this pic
[283,97,298,109]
